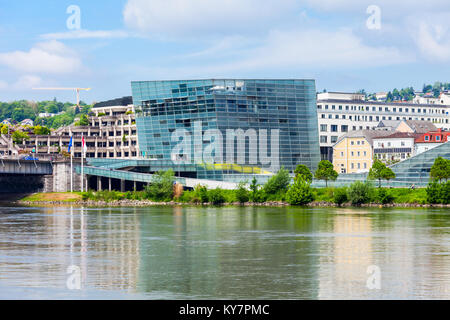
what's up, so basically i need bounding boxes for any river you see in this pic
[0,205,449,299]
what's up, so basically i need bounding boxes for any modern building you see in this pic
[415,129,450,155]
[373,132,419,165]
[16,97,140,159]
[332,130,393,174]
[317,92,450,161]
[131,79,320,182]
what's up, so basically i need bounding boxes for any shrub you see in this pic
[426,181,442,204]
[294,164,312,183]
[286,178,314,205]
[377,188,394,204]
[208,188,226,205]
[441,181,450,204]
[192,185,209,203]
[144,170,175,201]
[249,177,267,203]
[348,181,375,206]
[235,182,249,204]
[333,187,348,206]
[263,167,291,195]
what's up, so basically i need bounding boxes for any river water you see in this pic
[0,205,449,300]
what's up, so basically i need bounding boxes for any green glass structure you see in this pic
[131,79,320,182]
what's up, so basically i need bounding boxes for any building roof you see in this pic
[415,129,450,143]
[373,132,421,140]
[377,120,401,128]
[93,96,133,109]
[317,98,450,108]
[400,120,437,133]
[334,130,395,146]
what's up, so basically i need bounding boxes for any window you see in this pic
[331,125,338,132]
[331,136,338,143]
[401,141,405,146]
[320,136,327,143]
[425,136,429,141]
[364,163,367,169]
[341,125,348,132]
[320,124,327,132]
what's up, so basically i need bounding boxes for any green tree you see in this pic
[286,178,314,205]
[368,159,396,188]
[208,188,226,205]
[144,170,175,201]
[249,177,266,203]
[348,181,375,206]
[33,125,51,135]
[314,160,338,187]
[263,167,291,195]
[74,114,90,126]
[333,187,348,206]
[294,164,312,182]
[430,157,450,182]
[12,130,30,144]
[235,182,250,204]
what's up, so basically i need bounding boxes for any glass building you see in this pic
[131,79,320,182]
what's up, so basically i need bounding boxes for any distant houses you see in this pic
[332,120,449,173]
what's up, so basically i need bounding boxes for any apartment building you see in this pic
[415,129,450,155]
[332,130,392,174]
[373,132,419,164]
[317,92,450,161]
[19,97,140,159]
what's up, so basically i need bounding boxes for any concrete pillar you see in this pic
[109,178,112,191]
[97,176,102,191]
[120,179,125,192]
[133,181,137,191]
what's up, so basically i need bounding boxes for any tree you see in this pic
[286,178,314,205]
[144,170,175,201]
[235,182,249,204]
[348,181,375,206]
[12,130,30,144]
[75,114,90,126]
[294,164,312,183]
[263,167,291,195]
[314,160,338,187]
[368,159,396,188]
[430,157,450,182]
[33,125,51,135]
[249,177,266,203]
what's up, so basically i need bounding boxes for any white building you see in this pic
[372,132,419,164]
[317,92,450,161]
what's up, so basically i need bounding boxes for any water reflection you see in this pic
[0,206,449,299]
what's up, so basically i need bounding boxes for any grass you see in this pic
[21,192,83,202]
[20,187,429,205]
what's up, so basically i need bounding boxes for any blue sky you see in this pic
[0,0,450,104]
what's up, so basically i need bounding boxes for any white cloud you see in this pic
[0,40,82,74]
[40,29,131,40]
[123,0,298,36]
[0,80,8,90]
[407,13,450,62]
[13,75,42,89]
[178,28,413,73]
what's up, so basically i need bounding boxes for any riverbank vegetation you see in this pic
[19,157,450,207]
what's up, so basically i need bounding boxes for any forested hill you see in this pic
[0,99,92,129]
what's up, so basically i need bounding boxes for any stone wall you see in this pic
[51,161,83,192]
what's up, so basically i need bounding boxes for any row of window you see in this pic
[319,113,448,123]
[318,104,447,115]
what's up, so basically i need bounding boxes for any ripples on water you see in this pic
[0,205,449,299]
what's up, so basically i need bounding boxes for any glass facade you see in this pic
[131,79,320,182]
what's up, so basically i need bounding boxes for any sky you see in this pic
[0,0,450,104]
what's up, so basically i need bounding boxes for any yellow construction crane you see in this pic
[33,87,91,108]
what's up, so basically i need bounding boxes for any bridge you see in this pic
[0,158,53,193]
